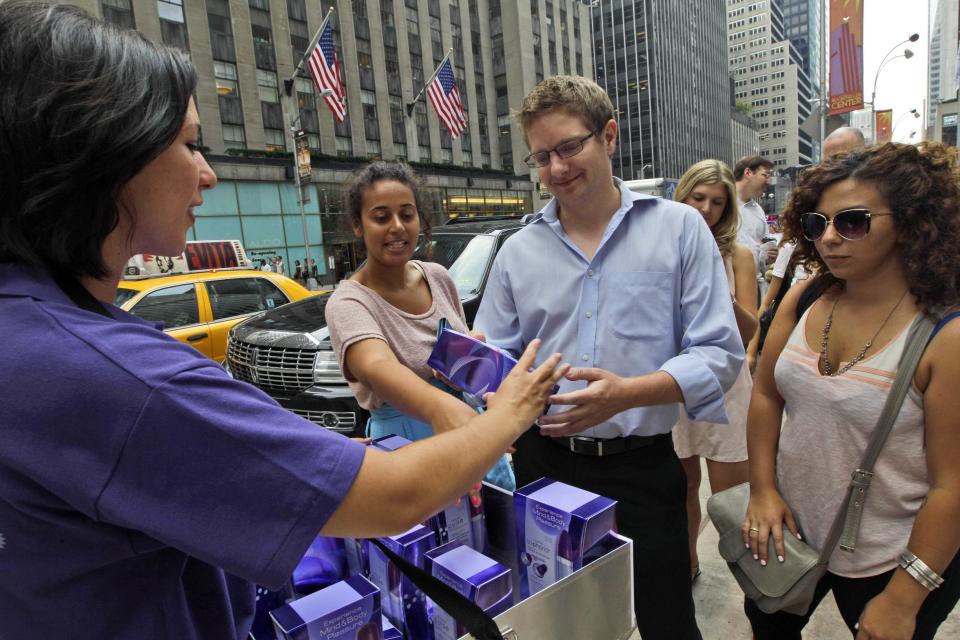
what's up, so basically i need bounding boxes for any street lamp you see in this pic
[893,109,920,136]
[638,163,652,180]
[870,33,919,143]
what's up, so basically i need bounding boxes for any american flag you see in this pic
[307,19,346,122]
[427,57,466,138]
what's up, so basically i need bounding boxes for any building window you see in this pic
[336,136,353,157]
[223,124,247,148]
[257,70,279,103]
[101,0,135,28]
[264,128,286,151]
[215,61,239,97]
[158,0,188,50]
[362,90,379,141]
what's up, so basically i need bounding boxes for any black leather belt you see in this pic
[549,433,669,457]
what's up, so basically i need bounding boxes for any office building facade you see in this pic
[727,0,813,168]
[928,0,959,141]
[66,0,592,280]
[590,0,732,181]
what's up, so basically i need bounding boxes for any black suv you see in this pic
[226,216,527,437]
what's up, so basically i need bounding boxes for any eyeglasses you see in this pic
[523,131,599,168]
[800,208,895,242]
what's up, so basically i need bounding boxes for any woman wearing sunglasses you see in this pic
[742,142,960,639]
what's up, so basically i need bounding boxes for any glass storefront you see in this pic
[191,179,531,284]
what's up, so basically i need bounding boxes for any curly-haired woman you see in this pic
[743,143,960,639]
[671,160,757,581]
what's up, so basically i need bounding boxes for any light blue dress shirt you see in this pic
[474,179,745,439]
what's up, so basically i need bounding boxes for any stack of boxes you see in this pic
[265,329,619,639]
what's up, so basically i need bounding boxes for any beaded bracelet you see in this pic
[898,551,944,591]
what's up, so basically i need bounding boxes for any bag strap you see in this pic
[367,538,504,640]
[815,313,937,560]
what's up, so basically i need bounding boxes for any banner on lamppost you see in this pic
[875,109,893,143]
[294,130,312,184]
[829,0,864,115]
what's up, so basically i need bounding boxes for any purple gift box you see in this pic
[369,435,484,552]
[514,478,617,598]
[427,320,558,407]
[293,536,349,596]
[366,525,435,639]
[424,542,514,640]
[270,574,382,640]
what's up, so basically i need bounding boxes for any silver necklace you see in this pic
[819,290,910,377]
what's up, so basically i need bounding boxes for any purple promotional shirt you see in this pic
[0,264,365,639]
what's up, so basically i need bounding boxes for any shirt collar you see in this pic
[530,177,657,226]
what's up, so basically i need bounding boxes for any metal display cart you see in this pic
[456,484,636,640]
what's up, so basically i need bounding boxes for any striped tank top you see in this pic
[774,305,927,578]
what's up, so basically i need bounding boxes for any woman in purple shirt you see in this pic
[0,3,565,638]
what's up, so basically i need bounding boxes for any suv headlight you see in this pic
[313,349,346,384]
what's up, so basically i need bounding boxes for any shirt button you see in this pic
[582,354,589,361]
[587,269,594,277]
[585,311,593,318]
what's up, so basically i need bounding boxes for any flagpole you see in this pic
[280,6,336,288]
[406,49,453,117]
[284,7,335,98]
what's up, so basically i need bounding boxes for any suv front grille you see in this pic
[290,410,357,433]
[227,337,316,392]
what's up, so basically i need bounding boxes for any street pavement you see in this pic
[628,459,959,639]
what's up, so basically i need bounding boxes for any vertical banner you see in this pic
[829,0,864,115]
[875,109,893,143]
[294,130,312,184]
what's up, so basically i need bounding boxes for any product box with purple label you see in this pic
[424,541,514,640]
[366,525,435,639]
[514,478,617,598]
[369,435,484,552]
[427,319,558,407]
[270,574,382,640]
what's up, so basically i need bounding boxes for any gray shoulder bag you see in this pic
[706,312,937,616]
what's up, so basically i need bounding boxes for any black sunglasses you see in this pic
[800,208,894,242]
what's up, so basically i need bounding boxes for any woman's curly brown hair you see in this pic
[782,142,960,311]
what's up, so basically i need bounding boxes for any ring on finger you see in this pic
[748,527,760,534]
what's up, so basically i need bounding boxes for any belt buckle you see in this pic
[570,436,602,456]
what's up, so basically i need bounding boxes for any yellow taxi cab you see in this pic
[115,269,321,364]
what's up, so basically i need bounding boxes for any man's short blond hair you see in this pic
[516,75,614,145]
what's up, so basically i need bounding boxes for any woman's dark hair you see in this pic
[0,1,198,277]
[783,142,960,311]
[343,161,432,244]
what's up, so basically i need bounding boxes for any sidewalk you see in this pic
[629,460,959,638]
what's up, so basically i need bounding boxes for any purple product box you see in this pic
[381,615,403,640]
[270,574,382,640]
[514,478,617,598]
[344,537,369,578]
[369,435,484,552]
[427,324,516,401]
[293,536,349,596]
[369,435,412,453]
[366,525,435,639]
[424,542,514,640]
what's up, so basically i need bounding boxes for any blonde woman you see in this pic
[673,159,758,580]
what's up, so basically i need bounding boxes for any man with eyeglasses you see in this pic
[474,75,743,640]
[734,156,776,295]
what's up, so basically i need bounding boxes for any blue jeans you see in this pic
[366,378,516,491]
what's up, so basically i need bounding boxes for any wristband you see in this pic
[898,551,944,591]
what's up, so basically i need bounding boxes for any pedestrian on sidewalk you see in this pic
[474,75,744,640]
[743,143,960,640]
[671,160,757,584]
